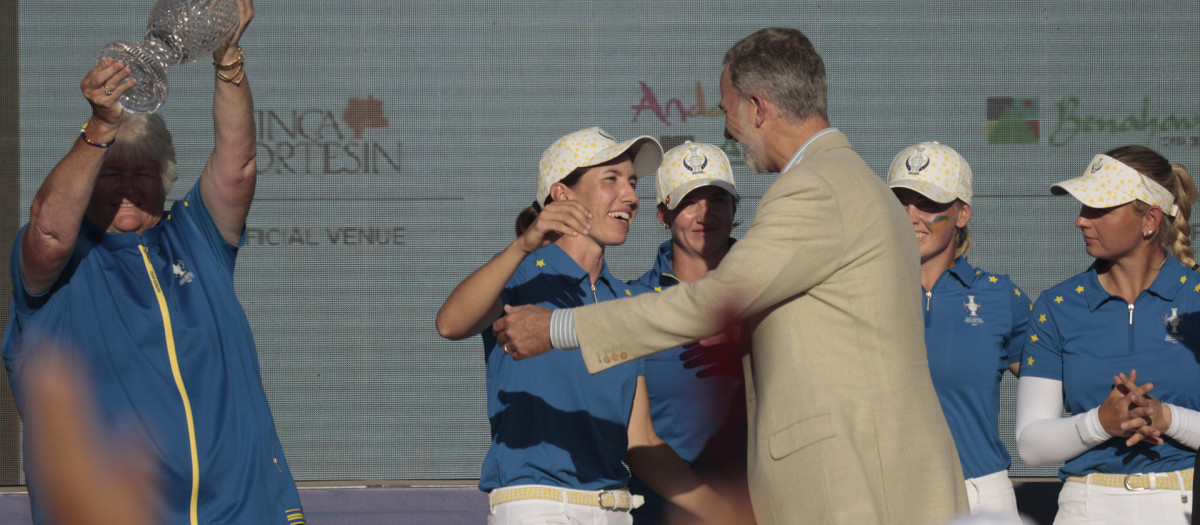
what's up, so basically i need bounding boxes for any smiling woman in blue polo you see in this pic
[1017,146,1200,525]
[886,141,1030,518]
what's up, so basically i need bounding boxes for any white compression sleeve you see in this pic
[1015,376,1111,467]
[1165,403,1200,450]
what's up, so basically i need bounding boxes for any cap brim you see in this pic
[587,136,663,177]
[663,178,739,209]
[1050,175,1133,209]
[888,179,957,204]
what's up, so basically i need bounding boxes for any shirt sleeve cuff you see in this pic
[550,308,580,350]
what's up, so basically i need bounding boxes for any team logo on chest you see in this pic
[173,259,196,286]
[1164,307,1184,343]
[962,295,985,326]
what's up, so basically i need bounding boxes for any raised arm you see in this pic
[199,0,257,245]
[436,200,591,340]
[20,60,133,295]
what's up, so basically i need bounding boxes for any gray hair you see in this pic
[108,113,179,193]
[723,28,828,122]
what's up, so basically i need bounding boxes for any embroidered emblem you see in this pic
[682,143,709,174]
[172,259,196,286]
[1165,307,1184,343]
[963,295,985,326]
[905,146,930,174]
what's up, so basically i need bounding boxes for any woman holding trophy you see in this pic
[1,0,307,523]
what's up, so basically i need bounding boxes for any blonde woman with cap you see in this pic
[1016,146,1200,524]
[437,128,738,525]
[625,141,751,525]
[886,142,1031,518]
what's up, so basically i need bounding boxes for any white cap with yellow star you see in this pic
[887,141,973,205]
[537,127,663,205]
[655,141,738,210]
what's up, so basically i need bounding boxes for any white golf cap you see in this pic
[655,141,738,210]
[887,141,973,205]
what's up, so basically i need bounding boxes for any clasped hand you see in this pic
[1098,369,1172,447]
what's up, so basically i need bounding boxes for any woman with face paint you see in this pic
[1016,146,1200,524]
[436,128,738,525]
[887,142,1030,517]
[625,141,751,525]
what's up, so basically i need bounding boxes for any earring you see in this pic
[1144,231,1154,239]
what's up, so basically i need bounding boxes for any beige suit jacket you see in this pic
[575,131,968,524]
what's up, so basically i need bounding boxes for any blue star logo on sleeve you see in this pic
[1030,334,1039,343]
[1055,296,1064,304]
[1181,276,1188,284]
[1194,284,1200,293]
[1075,286,1084,293]
[1027,356,1035,366]
[1039,314,1047,323]
[536,259,545,268]
[989,276,998,283]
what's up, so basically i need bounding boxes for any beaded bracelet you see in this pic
[79,122,115,148]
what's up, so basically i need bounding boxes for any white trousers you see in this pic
[965,470,1020,516]
[1054,476,1191,524]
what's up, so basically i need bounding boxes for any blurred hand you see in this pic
[21,345,157,525]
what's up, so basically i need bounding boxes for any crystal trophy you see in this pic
[96,0,240,114]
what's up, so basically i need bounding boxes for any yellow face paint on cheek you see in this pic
[925,215,950,231]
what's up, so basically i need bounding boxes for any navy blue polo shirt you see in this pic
[923,257,1030,479]
[627,240,747,523]
[1022,257,1200,478]
[480,243,640,491]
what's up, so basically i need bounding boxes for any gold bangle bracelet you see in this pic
[212,46,243,69]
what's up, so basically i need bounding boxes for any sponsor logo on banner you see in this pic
[987,96,1200,148]
[631,81,745,164]
[986,97,1040,144]
[1048,97,1200,147]
[255,95,403,175]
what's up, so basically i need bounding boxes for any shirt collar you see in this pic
[942,257,976,289]
[83,215,164,250]
[780,127,840,174]
[1083,255,1190,311]
[651,240,679,287]
[538,243,624,295]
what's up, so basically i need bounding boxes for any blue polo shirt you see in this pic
[1022,257,1200,479]
[479,243,640,491]
[3,183,303,525]
[923,257,1030,480]
[626,240,747,523]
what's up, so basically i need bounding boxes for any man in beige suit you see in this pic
[495,28,969,524]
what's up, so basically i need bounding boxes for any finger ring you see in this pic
[503,344,512,355]
[104,86,113,95]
